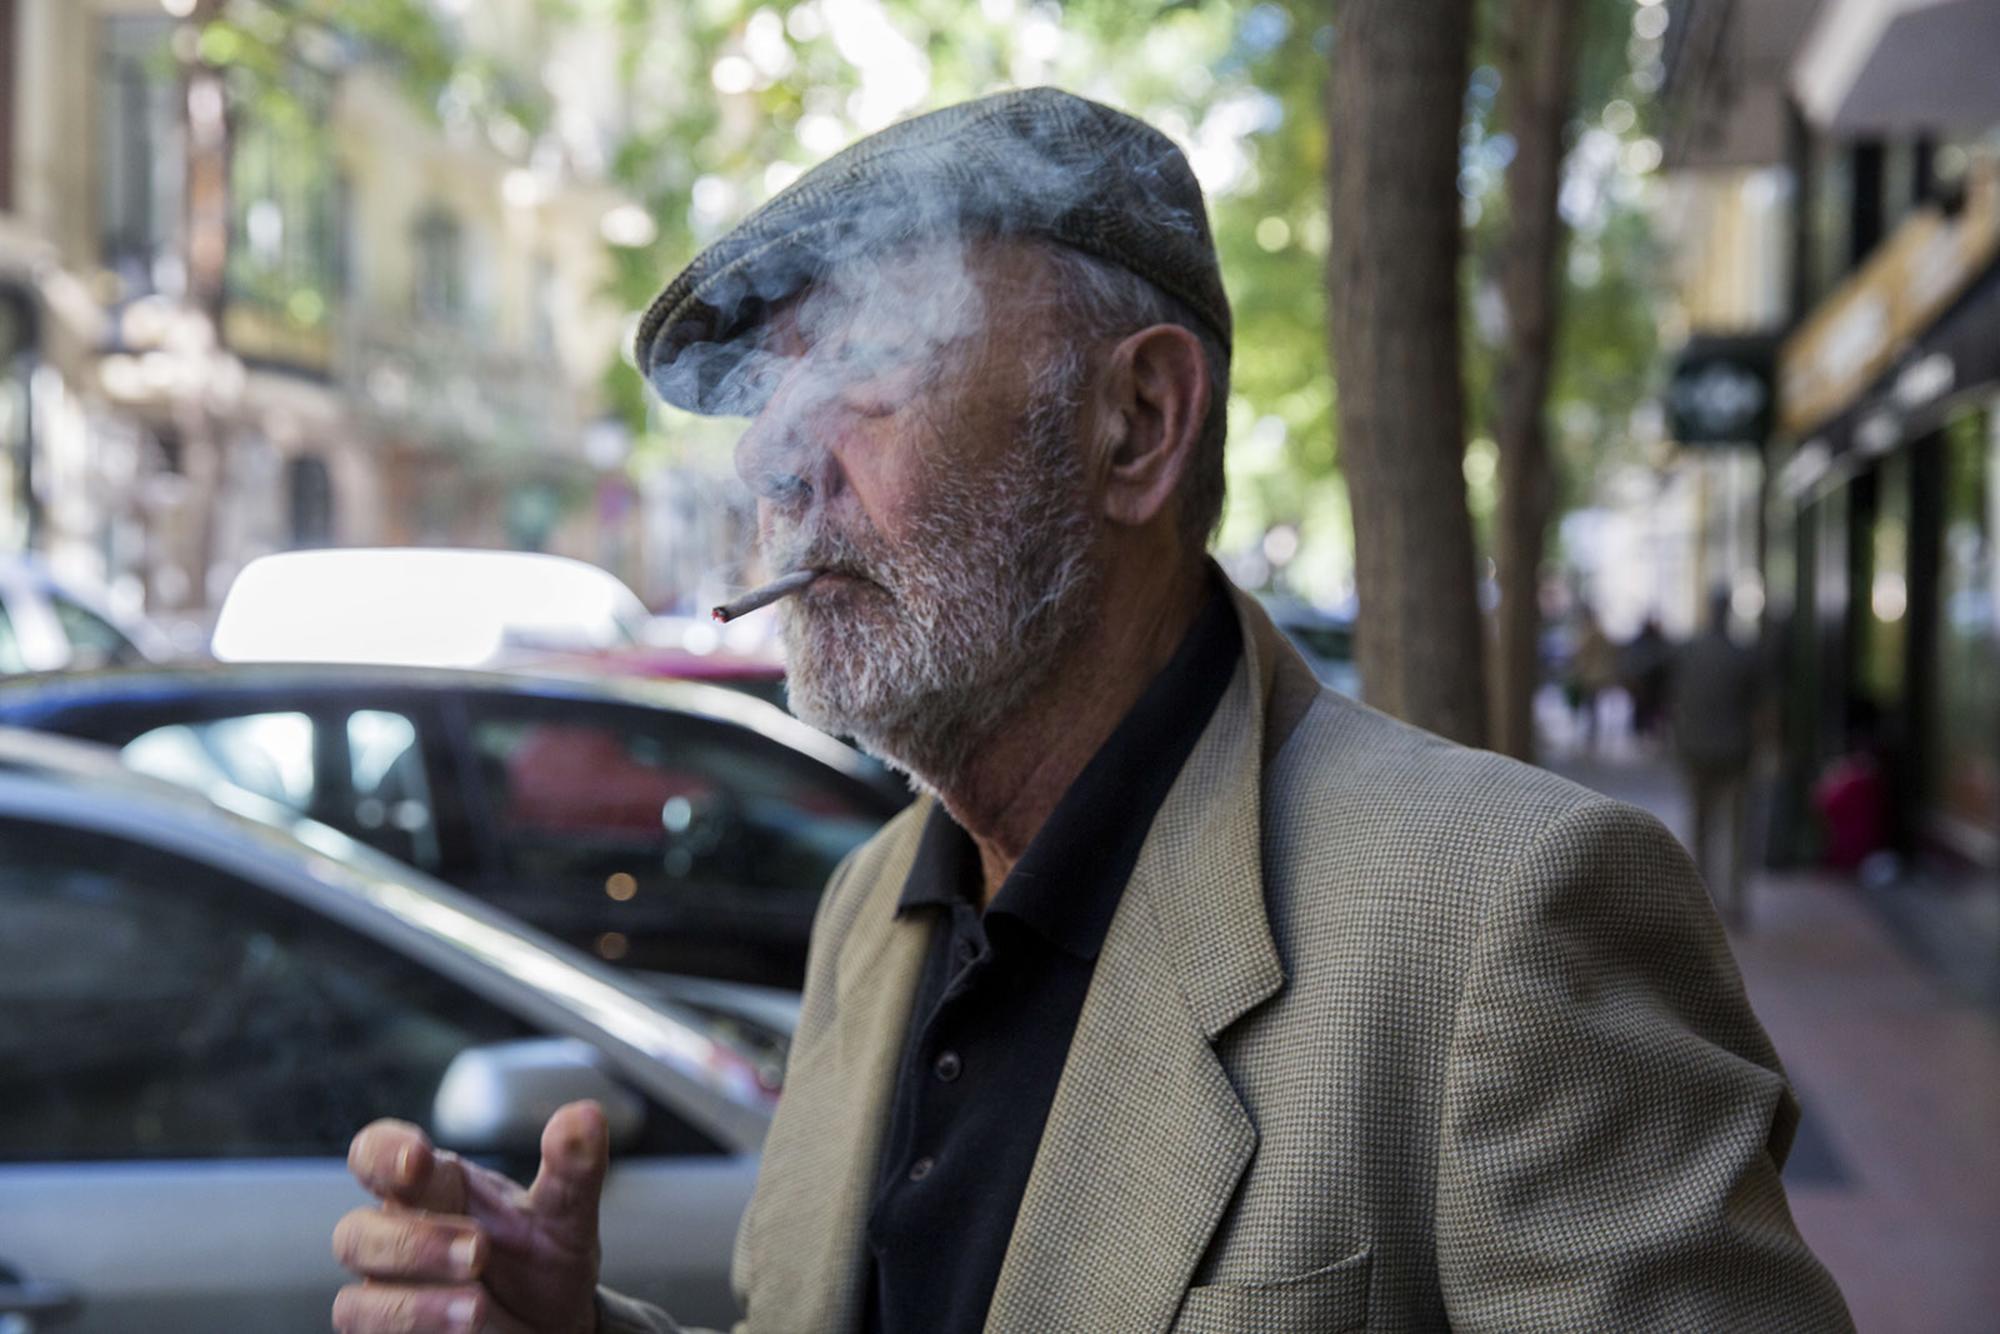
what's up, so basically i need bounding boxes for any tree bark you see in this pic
[184,0,231,329]
[1327,0,1487,746]
[181,0,230,608]
[1489,0,1581,762]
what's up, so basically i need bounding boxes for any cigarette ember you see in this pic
[713,569,821,622]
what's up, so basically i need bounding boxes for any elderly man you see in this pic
[332,89,1850,1333]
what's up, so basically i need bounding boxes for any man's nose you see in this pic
[734,370,834,510]
[735,415,813,510]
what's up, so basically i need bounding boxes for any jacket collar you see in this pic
[1131,579,1295,1037]
[983,584,1315,1331]
[790,579,1318,1334]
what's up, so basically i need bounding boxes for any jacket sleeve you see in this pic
[1434,797,1853,1331]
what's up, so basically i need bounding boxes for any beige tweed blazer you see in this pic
[601,587,1852,1333]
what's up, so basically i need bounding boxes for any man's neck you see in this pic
[933,560,1210,906]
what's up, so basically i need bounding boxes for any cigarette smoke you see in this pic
[646,94,1209,435]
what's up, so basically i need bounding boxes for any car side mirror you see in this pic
[430,1038,647,1156]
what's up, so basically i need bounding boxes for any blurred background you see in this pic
[0,0,1994,1329]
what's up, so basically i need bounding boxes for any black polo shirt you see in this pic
[860,581,1243,1334]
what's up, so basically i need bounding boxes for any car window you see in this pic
[122,711,318,810]
[0,816,536,1161]
[467,703,885,901]
[348,708,443,872]
[49,595,146,668]
[0,600,27,674]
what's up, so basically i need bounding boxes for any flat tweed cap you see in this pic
[636,86,1231,415]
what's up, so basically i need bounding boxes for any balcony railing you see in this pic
[338,315,582,458]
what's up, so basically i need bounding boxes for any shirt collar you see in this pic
[894,576,1243,960]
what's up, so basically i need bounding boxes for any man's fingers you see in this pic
[524,1100,610,1249]
[348,1120,469,1214]
[331,1280,533,1334]
[332,1207,486,1283]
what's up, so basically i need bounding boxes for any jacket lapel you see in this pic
[745,805,935,1334]
[984,588,1300,1333]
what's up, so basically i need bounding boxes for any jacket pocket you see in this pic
[1170,1249,1372,1334]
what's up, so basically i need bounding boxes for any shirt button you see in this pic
[908,1155,935,1182]
[934,1050,962,1082]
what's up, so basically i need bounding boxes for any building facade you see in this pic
[1664,0,2000,873]
[0,0,645,641]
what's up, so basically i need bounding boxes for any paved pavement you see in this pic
[1543,709,2000,1333]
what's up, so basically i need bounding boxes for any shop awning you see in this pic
[1794,0,2000,133]
[1780,159,2000,438]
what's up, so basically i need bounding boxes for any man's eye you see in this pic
[833,358,923,418]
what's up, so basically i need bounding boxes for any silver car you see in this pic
[0,729,769,1333]
[0,557,164,676]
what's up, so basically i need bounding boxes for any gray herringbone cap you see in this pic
[635,86,1231,415]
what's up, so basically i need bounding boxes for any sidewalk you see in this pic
[1543,708,2000,1332]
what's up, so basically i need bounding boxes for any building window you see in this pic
[223,63,340,369]
[0,0,18,213]
[1859,453,1910,709]
[412,206,465,323]
[1929,405,2000,856]
[97,17,185,295]
[532,255,558,355]
[287,454,334,547]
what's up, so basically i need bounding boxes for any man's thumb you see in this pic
[527,1100,610,1242]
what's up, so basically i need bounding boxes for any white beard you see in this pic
[769,383,1099,788]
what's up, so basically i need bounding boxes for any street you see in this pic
[1545,701,2000,1333]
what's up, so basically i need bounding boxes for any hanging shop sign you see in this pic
[1668,334,1776,446]
[1779,157,2000,438]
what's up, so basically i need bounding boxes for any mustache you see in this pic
[763,520,893,590]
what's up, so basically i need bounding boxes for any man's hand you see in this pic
[332,1100,608,1333]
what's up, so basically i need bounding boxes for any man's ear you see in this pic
[1094,323,1210,529]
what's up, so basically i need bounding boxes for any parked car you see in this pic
[0,664,908,988]
[625,611,789,711]
[0,727,772,1332]
[0,556,164,675]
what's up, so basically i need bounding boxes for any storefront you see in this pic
[1769,161,2000,869]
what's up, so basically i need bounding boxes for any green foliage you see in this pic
[197,0,1667,603]
[1462,0,1667,528]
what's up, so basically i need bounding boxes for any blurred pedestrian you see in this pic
[1567,604,1618,751]
[1621,615,1673,739]
[1669,587,1762,924]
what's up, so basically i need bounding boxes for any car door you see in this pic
[0,809,753,1333]
[453,693,892,988]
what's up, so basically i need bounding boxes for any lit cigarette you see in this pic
[712,569,821,622]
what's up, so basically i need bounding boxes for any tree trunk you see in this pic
[181,0,230,607]
[1489,0,1581,762]
[184,0,231,329]
[1327,0,1487,747]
